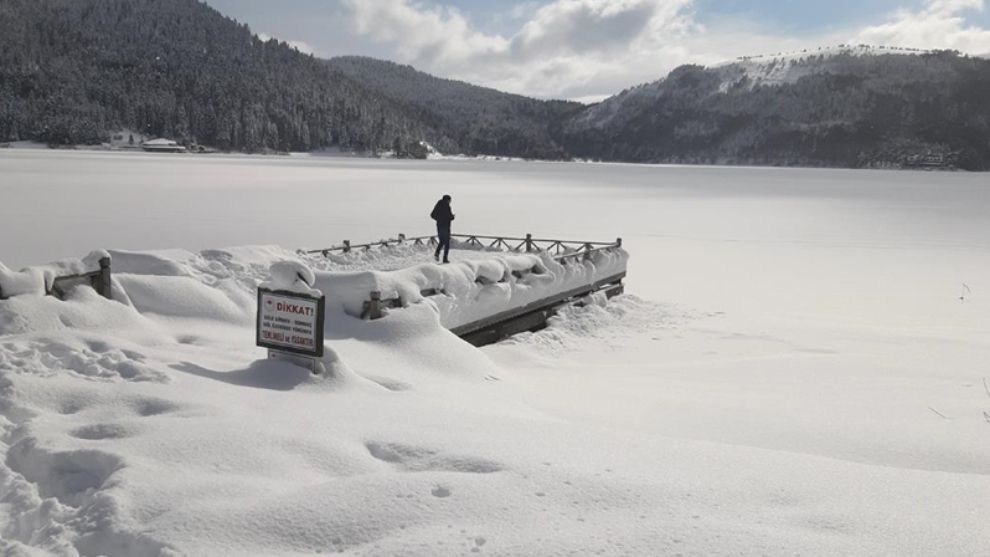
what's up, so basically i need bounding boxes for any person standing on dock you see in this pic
[431,195,455,263]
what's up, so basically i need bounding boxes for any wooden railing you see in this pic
[49,257,113,300]
[303,233,623,265]
[302,233,627,345]
[359,268,627,343]
[0,257,112,301]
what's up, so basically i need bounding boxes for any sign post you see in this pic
[256,288,326,374]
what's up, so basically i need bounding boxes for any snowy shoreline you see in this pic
[1,142,974,173]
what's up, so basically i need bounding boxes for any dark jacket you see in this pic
[431,200,455,227]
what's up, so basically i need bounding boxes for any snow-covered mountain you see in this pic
[563,47,990,169]
[1,0,988,169]
[717,45,931,89]
[573,45,935,130]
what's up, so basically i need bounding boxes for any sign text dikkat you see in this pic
[256,289,325,358]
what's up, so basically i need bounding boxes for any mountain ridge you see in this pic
[325,56,580,160]
[564,49,990,169]
[2,0,989,169]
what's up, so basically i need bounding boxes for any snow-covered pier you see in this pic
[1,234,627,352]
[303,233,628,346]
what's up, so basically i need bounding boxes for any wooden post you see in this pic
[96,257,112,300]
[368,291,383,320]
[583,243,593,262]
[343,240,351,253]
[525,233,534,253]
[616,238,623,248]
[398,233,406,243]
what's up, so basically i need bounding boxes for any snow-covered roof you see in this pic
[143,138,179,146]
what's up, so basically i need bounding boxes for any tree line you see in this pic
[2,0,989,169]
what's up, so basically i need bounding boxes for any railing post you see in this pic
[398,233,406,243]
[368,291,383,320]
[525,233,534,253]
[616,238,623,248]
[343,240,351,253]
[583,243,593,262]
[96,257,112,299]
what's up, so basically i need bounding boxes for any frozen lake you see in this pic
[2,149,988,325]
[2,150,989,555]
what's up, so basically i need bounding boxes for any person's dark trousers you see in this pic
[435,225,451,262]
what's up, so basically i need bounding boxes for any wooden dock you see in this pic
[306,233,627,347]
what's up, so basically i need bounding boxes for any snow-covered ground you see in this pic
[717,44,932,90]
[1,150,989,556]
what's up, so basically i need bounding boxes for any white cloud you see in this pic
[339,0,697,99]
[853,0,990,52]
[509,2,542,21]
[258,32,316,55]
[286,40,316,55]
[339,0,507,64]
[334,0,990,100]
[512,0,694,58]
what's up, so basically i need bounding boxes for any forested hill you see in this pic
[0,0,424,152]
[563,49,990,169]
[0,0,568,157]
[326,57,580,160]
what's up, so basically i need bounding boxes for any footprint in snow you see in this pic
[133,397,182,417]
[71,423,134,440]
[366,442,503,474]
[431,485,452,498]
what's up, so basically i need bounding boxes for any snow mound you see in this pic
[116,274,253,324]
[261,260,319,297]
[0,263,49,298]
[500,293,681,353]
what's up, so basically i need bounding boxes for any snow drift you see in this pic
[0,244,637,555]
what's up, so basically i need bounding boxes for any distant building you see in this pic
[404,140,431,160]
[141,138,187,153]
[904,153,954,170]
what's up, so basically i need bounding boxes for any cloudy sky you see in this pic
[205,0,990,101]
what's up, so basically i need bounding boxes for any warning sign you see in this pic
[256,289,325,357]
